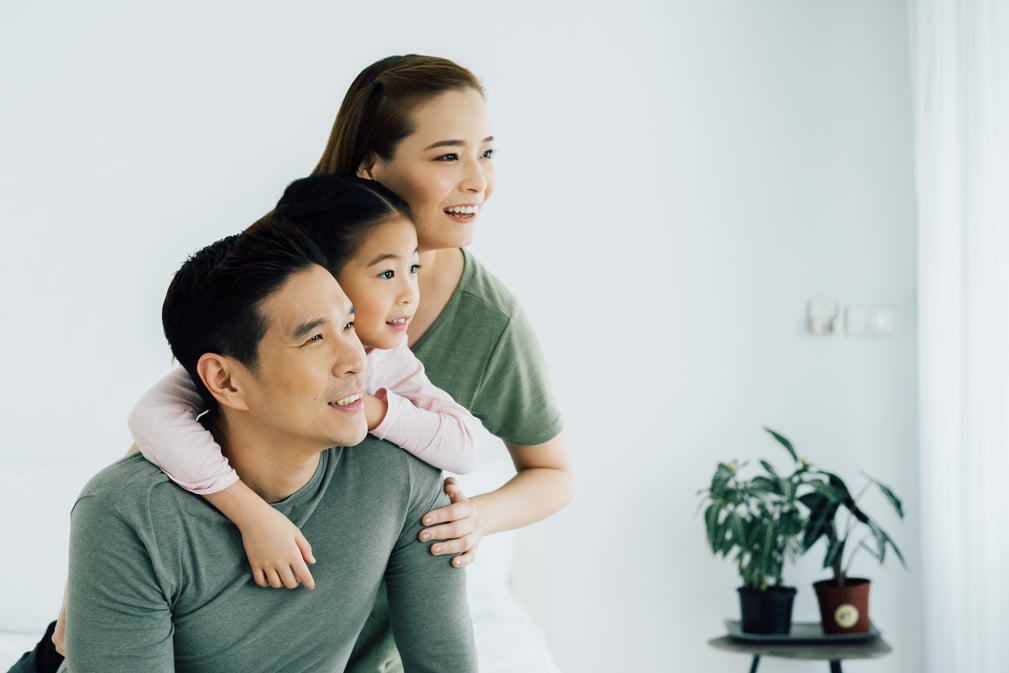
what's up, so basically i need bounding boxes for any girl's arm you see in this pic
[129,367,315,589]
[418,432,575,566]
[366,341,479,474]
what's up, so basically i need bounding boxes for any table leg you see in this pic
[829,660,842,673]
[748,655,760,673]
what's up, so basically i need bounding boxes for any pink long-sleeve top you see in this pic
[128,339,478,495]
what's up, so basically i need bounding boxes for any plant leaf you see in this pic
[764,427,799,463]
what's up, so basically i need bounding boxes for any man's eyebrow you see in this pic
[423,136,494,151]
[292,318,326,340]
[292,305,355,339]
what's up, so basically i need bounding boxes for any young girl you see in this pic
[127,176,480,591]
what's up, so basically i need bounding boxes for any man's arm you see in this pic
[65,496,174,672]
[384,473,477,673]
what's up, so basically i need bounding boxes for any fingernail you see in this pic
[420,532,430,541]
[432,545,442,554]
[453,558,462,567]
[423,516,433,525]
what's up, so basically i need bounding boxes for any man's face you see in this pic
[236,264,368,453]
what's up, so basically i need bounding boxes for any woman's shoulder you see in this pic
[456,249,524,321]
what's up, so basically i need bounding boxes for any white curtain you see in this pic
[910,2,1009,672]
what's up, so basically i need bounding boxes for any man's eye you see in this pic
[307,334,323,343]
[379,270,394,279]
[435,153,459,161]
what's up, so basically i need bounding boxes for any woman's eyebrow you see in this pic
[423,136,494,151]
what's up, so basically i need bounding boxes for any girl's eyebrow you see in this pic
[366,252,399,266]
[423,136,494,151]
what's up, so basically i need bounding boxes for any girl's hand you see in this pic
[418,477,483,568]
[240,506,317,589]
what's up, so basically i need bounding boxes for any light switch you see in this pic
[845,305,895,337]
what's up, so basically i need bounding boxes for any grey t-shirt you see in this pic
[58,439,476,673]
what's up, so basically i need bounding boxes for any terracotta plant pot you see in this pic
[737,585,797,635]
[813,577,871,634]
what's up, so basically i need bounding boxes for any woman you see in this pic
[319,54,575,672]
[20,54,572,673]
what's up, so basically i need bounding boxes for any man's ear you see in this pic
[356,151,378,180]
[196,353,251,412]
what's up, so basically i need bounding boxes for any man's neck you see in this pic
[213,415,322,504]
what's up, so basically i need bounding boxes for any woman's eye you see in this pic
[410,264,421,274]
[378,270,395,279]
[343,320,355,331]
[435,153,459,162]
[481,148,495,159]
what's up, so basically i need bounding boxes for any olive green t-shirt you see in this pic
[412,248,564,446]
[346,249,564,672]
[57,441,476,673]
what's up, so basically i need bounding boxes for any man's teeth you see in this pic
[445,205,479,215]
[330,394,361,407]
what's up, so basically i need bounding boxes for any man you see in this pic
[50,221,475,672]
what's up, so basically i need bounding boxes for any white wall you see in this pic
[0,1,921,672]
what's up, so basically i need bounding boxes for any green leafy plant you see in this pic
[763,430,907,586]
[698,428,809,591]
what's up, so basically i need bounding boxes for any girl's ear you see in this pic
[196,353,251,411]
[356,151,378,180]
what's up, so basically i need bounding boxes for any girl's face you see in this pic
[365,87,495,252]
[335,215,420,351]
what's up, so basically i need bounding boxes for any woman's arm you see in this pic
[418,431,575,566]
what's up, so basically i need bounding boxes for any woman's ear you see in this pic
[196,353,251,411]
[356,151,378,180]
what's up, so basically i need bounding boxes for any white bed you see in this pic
[0,444,561,672]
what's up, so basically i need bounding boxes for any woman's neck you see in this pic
[408,247,465,347]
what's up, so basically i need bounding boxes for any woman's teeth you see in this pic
[330,394,361,407]
[445,205,479,215]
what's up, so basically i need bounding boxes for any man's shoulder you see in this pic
[76,453,184,510]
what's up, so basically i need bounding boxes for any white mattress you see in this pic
[0,600,559,672]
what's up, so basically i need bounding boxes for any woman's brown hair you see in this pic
[313,55,484,178]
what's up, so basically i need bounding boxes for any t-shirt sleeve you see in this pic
[65,496,175,673]
[128,367,239,495]
[471,304,564,446]
[383,463,477,672]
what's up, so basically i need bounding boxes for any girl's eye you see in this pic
[481,148,495,159]
[410,264,421,274]
[435,153,459,162]
[343,321,355,331]
[378,270,395,279]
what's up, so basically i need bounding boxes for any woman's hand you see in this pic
[418,477,483,568]
[53,583,68,655]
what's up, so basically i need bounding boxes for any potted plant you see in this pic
[698,428,809,634]
[768,431,907,634]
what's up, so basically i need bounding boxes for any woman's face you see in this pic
[335,215,420,351]
[364,87,496,252]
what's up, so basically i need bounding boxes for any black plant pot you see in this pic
[737,585,797,635]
